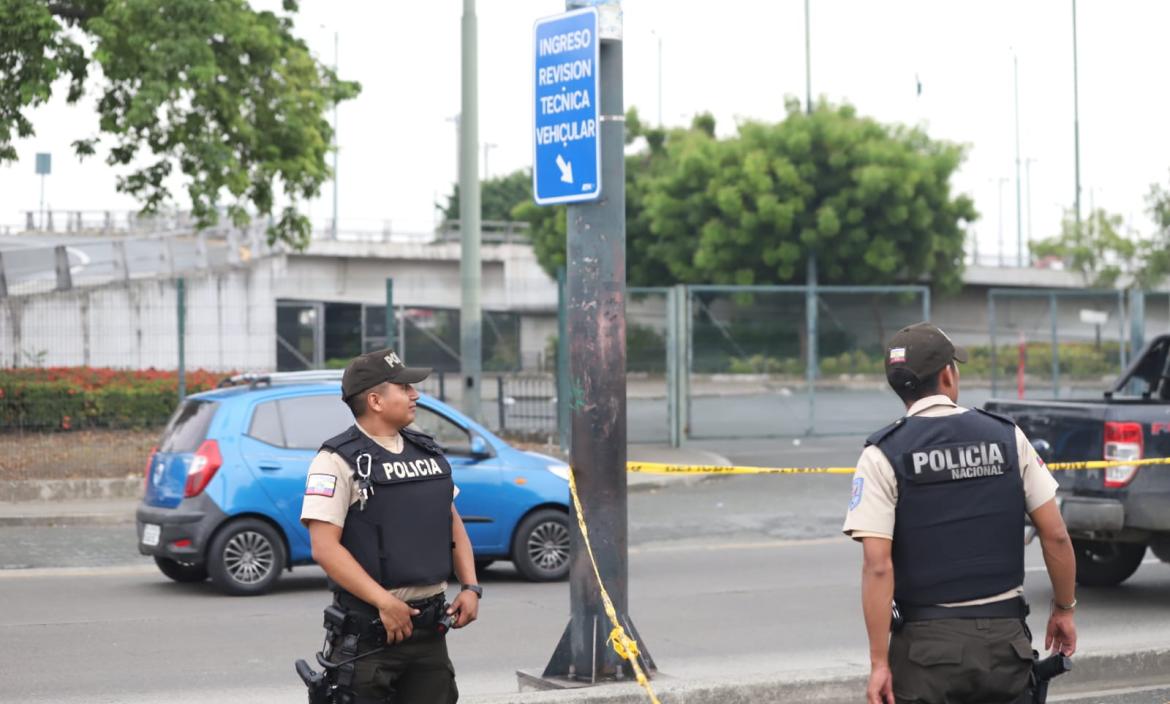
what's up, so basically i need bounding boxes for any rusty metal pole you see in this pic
[540,0,653,685]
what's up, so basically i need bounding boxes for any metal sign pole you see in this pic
[536,1,652,685]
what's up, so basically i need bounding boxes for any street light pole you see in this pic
[651,30,662,126]
[459,0,482,419]
[804,0,812,114]
[1072,0,1082,235]
[1013,51,1024,267]
[331,31,339,241]
[1025,157,1037,249]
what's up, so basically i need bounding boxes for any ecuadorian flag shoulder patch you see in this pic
[305,473,337,497]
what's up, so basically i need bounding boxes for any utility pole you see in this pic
[1013,51,1024,267]
[331,31,339,240]
[460,0,482,419]
[804,0,812,115]
[1072,0,1082,236]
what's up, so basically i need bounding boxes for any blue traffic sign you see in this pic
[532,8,601,206]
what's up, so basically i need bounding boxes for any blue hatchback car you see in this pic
[136,372,571,595]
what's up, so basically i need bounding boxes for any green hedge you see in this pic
[730,342,1123,380]
[0,368,225,431]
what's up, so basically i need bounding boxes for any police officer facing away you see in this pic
[843,323,1077,704]
[300,349,480,703]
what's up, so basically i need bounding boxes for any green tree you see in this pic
[517,100,976,290]
[437,168,533,227]
[0,0,359,248]
[1030,208,1138,288]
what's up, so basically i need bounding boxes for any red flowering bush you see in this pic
[0,368,232,431]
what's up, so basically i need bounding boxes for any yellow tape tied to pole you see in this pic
[626,457,1170,475]
[567,468,661,704]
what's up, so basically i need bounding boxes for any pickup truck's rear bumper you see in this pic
[1060,496,1126,532]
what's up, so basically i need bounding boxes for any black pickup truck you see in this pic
[984,334,1170,587]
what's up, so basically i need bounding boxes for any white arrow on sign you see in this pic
[555,154,574,184]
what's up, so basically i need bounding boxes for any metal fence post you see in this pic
[1049,293,1059,398]
[1123,289,1137,367]
[0,251,8,298]
[922,286,932,322]
[805,256,818,435]
[385,278,396,351]
[684,286,693,440]
[54,245,73,291]
[438,372,446,402]
[666,286,680,448]
[497,375,506,431]
[178,278,187,401]
[989,293,998,397]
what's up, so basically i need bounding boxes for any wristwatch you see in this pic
[461,584,483,599]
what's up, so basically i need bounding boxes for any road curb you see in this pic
[0,513,135,527]
[0,478,141,502]
[469,647,1170,704]
[625,448,732,494]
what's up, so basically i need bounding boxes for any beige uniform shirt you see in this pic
[300,422,459,602]
[842,394,1059,606]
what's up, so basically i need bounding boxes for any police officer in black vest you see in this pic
[300,349,479,703]
[843,323,1077,704]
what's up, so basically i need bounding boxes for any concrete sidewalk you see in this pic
[0,444,730,526]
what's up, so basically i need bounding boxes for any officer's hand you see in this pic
[377,595,420,644]
[1046,608,1077,656]
[866,663,894,704]
[447,590,479,629]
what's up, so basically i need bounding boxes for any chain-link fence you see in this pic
[679,285,929,440]
[987,289,1128,399]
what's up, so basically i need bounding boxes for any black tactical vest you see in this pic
[320,425,454,592]
[867,408,1025,606]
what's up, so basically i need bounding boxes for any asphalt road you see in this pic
[5,454,1170,703]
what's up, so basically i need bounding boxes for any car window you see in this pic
[410,406,472,455]
[159,400,219,453]
[247,401,285,447]
[278,395,355,450]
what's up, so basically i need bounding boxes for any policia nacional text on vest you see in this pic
[295,424,456,704]
[867,407,1023,607]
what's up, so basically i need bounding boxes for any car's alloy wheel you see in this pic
[511,509,570,581]
[208,518,286,596]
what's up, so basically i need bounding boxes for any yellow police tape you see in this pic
[567,468,661,704]
[626,457,1170,475]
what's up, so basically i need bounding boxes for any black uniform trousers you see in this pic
[327,625,458,704]
[889,617,1034,704]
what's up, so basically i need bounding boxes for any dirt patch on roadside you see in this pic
[0,429,159,480]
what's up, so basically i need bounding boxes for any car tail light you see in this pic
[1104,422,1143,488]
[143,446,158,493]
[185,440,222,497]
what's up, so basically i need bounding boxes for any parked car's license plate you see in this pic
[142,523,161,547]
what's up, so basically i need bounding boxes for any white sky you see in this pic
[2,1,1168,266]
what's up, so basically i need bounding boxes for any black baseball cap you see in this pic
[341,348,431,400]
[884,322,968,389]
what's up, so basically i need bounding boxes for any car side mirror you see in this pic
[469,435,491,460]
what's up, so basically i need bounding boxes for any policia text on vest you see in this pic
[845,323,1077,704]
[297,349,482,704]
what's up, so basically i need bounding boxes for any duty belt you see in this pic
[332,591,448,635]
[899,596,1029,623]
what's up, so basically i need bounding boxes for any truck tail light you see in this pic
[1104,422,1143,488]
[185,440,222,497]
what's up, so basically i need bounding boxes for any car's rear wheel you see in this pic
[207,518,286,596]
[153,556,208,583]
[511,509,570,582]
[1072,539,1146,587]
